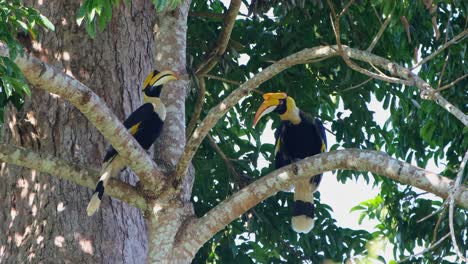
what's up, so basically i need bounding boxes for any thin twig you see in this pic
[340,77,373,92]
[186,0,241,140]
[338,0,356,17]
[189,11,225,20]
[397,233,451,263]
[207,134,253,189]
[411,29,468,70]
[437,9,453,88]
[367,13,393,52]
[327,0,412,86]
[196,0,242,75]
[434,73,468,93]
[432,206,447,244]
[437,52,450,89]
[205,74,242,85]
[372,5,383,25]
[203,74,264,94]
[448,151,468,262]
[417,199,449,223]
[186,76,206,138]
[206,134,239,178]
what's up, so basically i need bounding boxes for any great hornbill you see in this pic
[86,69,178,216]
[253,92,327,233]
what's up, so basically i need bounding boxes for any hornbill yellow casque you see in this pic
[253,92,327,233]
[86,69,178,216]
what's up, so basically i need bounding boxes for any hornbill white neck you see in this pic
[280,97,301,125]
[144,96,166,121]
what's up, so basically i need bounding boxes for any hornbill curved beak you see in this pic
[143,70,179,91]
[151,70,179,87]
[142,70,179,98]
[253,92,287,127]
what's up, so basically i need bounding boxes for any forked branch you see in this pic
[0,43,165,193]
[174,149,468,259]
[0,143,146,210]
[175,45,468,179]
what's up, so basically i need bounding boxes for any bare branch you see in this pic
[0,43,165,193]
[327,0,412,86]
[340,77,374,92]
[367,13,393,52]
[448,151,468,262]
[189,11,225,20]
[411,29,468,70]
[432,206,447,244]
[174,149,468,259]
[186,0,241,139]
[436,9,453,88]
[186,76,206,137]
[206,134,241,182]
[417,200,448,223]
[397,233,451,263]
[196,0,242,75]
[0,143,146,210]
[174,45,468,179]
[435,73,468,93]
[205,74,242,85]
[436,52,450,89]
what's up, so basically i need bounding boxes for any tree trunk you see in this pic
[0,1,157,262]
[147,0,193,262]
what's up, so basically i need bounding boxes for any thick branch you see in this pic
[0,43,165,193]
[175,149,468,258]
[175,46,336,178]
[342,47,468,126]
[0,143,146,210]
[175,45,468,178]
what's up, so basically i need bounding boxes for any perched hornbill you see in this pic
[253,92,327,233]
[86,69,179,216]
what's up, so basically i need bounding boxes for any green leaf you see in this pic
[39,14,55,31]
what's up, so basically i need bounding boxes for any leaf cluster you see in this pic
[76,0,184,38]
[187,0,467,263]
[0,0,54,121]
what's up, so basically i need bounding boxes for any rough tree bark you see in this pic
[0,1,157,262]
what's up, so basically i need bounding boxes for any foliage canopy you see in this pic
[1,0,466,263]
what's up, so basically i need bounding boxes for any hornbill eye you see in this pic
[274,99,287,115]
[144,85,162,97]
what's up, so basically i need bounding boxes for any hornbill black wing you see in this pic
[103,103,155,162]
[300,112,327,153]
[313,118,327,152]
[274,122,292,169]
[291,113,328,233]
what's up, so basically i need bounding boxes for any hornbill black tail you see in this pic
[291,174,322,233]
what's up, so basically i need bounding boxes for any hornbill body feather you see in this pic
[254,92,327,233]
[86,70,178,216]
